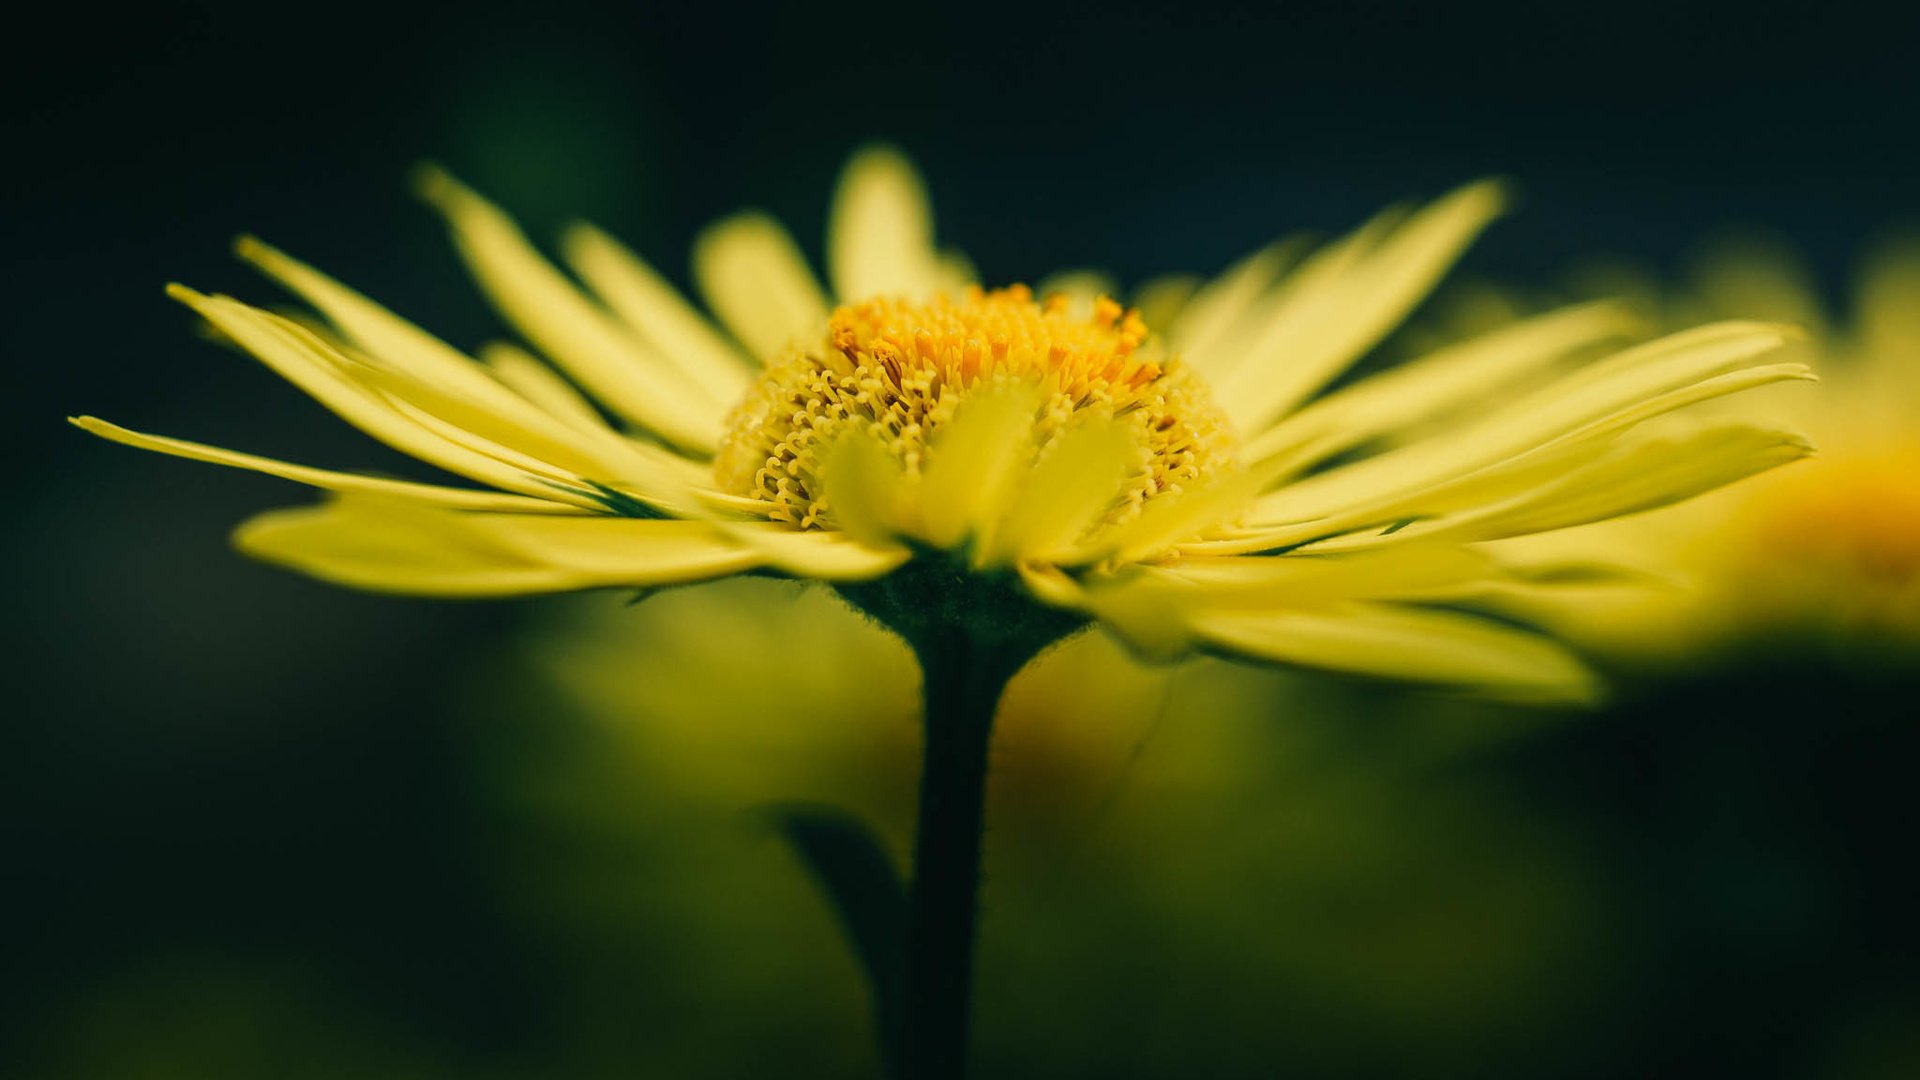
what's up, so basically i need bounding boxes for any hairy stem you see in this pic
[898,625,1027,1080]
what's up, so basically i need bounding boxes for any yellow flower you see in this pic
[1499,236,1920,658]
[74,148,1813,700]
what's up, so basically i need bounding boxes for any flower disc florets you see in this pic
[714,286,1235,533]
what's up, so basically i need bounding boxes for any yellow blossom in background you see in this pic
[75,148,1817,700]
[1495,236,1920,661]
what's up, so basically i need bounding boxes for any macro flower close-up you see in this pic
[17,8,1919,1080]
[76,149,1811,702]
[64,143,1825,1079]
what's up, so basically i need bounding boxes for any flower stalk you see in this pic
[833,561,1086,1078]
[899,623,1027,1079]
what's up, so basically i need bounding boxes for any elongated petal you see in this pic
[1130,274,1202,335]
[918,385,1042,550]
[1689,235,1828,333]
[828,146,948,302]
[1078,466,1271,565]
[1857,239,1920,373]
[232,236,483,384]
[1052,545,1504,663]
[415,168,723,452]
[719,522,911,580]
[1245,322,1800,531]
[694,212,830,362]
[71,417,586,513]
[975,420,1140,567]
[329,345,655,485]
[171,286,602,508]
[1310,422,1814,550]
[1211,181,1508,433]
[561,223,755,401]
[478,341,615,435]
[1194,215,1398,387]
[1242,301,1641,466]
[1171,240,1304,375]
[815,428,914,545]
[1045,569,1197,662]
[1218,384,1811,560]
[236,498,757,596]
[1160,545,1503,608]
[1035,270,1120,316]
[236,240,679,489]
[1189,603,1598,702]
[234,237,588,433]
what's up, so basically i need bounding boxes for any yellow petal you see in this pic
[1161,546,1502,608]
[560,223,755,401]
[1211,181,1509,434]
[1058,545,1507,663]
[1244,321,1800,532]
[918,384,1042,550]
[331,344,673,491]
[1170,239,1305,376]
[719,522,911,581]
[1316,422,1814,548]
[170,286,601,508]
[71,417,585,513]
[1078,465,1271,565]
[1189,602,1598,702]
[415,168,722,452]
[1005,563,1203,662]
[478,341,614,435]
[1688,234,1827,332]
[1130,274,1203,336]
[1242,301,1640,466]
[975,420,1141,567]
[827,145,949,302]
[234,237,598,442]
[236,498,759,597]
[694,211,830,362]
[1035,270,1120,317]
[1221,367,1812,558]
[233,242,660,484]
[815,428,914,546]
[1857,238,1920,372]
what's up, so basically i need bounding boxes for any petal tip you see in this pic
[232,233,267,260]
[845,141,915,178]
[410,162,463,208]
[164,281,209,306]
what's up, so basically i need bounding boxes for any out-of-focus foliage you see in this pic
[467,580,1613,1078]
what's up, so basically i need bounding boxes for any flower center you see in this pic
[714,286,1236,532]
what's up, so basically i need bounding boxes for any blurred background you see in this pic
[7,2,1919,1077]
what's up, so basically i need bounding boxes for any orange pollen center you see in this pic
[713,285,1235,531]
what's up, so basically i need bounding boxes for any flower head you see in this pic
[75,149,1814,700]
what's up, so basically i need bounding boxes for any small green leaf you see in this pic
[766,803,907,1066]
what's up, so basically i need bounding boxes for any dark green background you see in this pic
[7,2,1918,1077]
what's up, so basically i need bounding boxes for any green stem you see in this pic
[832,564,1085,1079]
[899,625,1027,1080]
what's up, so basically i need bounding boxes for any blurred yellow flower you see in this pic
[76,148,1815,699]
[1499,236,1920,659]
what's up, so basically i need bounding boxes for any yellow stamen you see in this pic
[714,286,1235,533]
